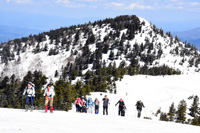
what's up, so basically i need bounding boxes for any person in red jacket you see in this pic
[74,98,83,112]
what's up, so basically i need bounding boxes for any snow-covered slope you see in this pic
[1,74,200,132]
[1,107,200,133]
[0,15,200,81]
[83,74,200,119]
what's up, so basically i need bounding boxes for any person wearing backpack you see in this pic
[135,100,145,118]
[43,84,55,113]
[74,98,82,112]
[22,82,35,112]
[121,105,127,117]
[94,98,100,114]
[102,95,109,115]
[87,97,94,114]
[115,98,125,116]
[81,99,87,113]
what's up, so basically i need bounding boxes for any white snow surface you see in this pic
[1,74,200,133]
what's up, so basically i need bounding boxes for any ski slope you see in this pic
[1,74,200,133]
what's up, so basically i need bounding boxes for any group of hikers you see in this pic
[22,82,145,117]
[74,95,145,118]
[22,82,55,113]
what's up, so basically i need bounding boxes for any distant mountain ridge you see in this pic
[0,15,200,80]
[173,27,200,50]
[0,25,42,43]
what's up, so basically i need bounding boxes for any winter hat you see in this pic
[28,81,32,85]
[28,81,35,87]
[120,98,122,101]
[47,83,52,87]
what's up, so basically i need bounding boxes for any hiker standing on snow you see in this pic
[43,84,55,113]
[115,98,125,116]
[81,99,87,113]
[94,98,100,114]
[87,97,94,114]
[136,100,145,118]
[23,82,35,112]
[102,95,109,115]
[74,98,82,112]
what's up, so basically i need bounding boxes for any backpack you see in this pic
[95,99,99,105]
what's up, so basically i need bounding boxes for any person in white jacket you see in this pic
[43,84,55,113]
[22,82,35,111]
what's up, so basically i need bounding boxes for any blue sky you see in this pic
[0,0,200,33]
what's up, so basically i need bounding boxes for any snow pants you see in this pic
[103,106,108,115]
[95,105,99,114]
[118,106,123,116]
[25,96,33,106]
[137,108,142,118]
[76,104,80,112]
[87,105,93,114]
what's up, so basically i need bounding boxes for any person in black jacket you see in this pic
[115,98,125,116]
[102,95,109,115]
[136,100,145,118]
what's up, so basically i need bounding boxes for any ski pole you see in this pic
[22,95,23,109]
[31,95,33,106]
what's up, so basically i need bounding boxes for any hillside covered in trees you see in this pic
[0,15,200,113]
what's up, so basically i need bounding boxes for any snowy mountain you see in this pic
[0,15,200,81]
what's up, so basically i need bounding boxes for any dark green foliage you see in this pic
[191,116,200,126]
[160,112,169,121]
[55,70,59,77]
[176,100,187,123]
[168,102,176,121]
[139,65,181,75]
[109,50,115,60]
[0,71,47,109]
[188,95,200,117]
[155,108,161,117]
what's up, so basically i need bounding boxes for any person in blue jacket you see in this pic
[87,97,94,114]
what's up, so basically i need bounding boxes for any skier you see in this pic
[87,97,94,114]
[74,98,82,112]
[102,95,109,115]
[115,98,125,116]
[43,84,55,113]
[22,82,35,112]
[94,98,100,114]
[135,100,145,118]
